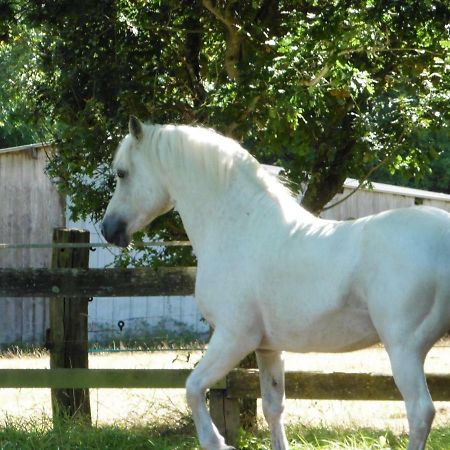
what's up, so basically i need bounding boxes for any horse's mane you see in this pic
[143,123,299,206]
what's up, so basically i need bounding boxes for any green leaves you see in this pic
[3,0,448,260]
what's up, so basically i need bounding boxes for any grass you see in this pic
[0,333,208,357]
[1,416,450,449]
[238,426,450,449]
[0,344,49,359]
[0,416,198,450]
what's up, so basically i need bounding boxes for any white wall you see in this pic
[0,145,65,344]
[321,179,450,220]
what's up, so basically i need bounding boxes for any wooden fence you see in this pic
[1,228,450,445]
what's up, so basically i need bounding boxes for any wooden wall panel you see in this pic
[0,145,65,344]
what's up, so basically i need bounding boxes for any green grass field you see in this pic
[1,416,450,450]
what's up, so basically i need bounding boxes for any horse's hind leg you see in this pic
[387,345,435,450]
[256,350,289,450]
[186,328,259,450]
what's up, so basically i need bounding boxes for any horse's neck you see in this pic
[165,152,309,257]
[168,172,251,255]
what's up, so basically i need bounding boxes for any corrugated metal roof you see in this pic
[344,178,450,202]
[0,143,52,155]
[262,164,283,176]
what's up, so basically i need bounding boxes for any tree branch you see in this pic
[183,9,206,108]
[299,63,331,87]
[202,0,242,80]
[322,155,391,211]
[299,45,442,88]
[322,129,408,212]
[202,0,234,28]
[226,95,261,138]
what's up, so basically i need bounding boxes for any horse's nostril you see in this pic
[100,216,129,247]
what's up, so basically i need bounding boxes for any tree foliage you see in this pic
[0,1,50,147]
[3,0,450,262]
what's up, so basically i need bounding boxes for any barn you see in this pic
[1,144,450,345]
[321,178,450,219]
[0,143,65,344]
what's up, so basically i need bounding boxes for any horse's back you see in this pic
[360,206,450,275]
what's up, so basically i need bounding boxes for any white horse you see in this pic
[101,116,450,450]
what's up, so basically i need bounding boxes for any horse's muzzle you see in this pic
[101,216,130,248]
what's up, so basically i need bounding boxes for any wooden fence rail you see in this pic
[1,368,450,402]
[0,267,197,297]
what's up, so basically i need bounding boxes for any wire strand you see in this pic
[0,241,191,250]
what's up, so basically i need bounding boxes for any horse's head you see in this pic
[101,116,173,247]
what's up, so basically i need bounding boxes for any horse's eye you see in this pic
[117,169,126,179]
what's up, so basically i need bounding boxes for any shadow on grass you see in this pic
[0,416,199,450]
[1,416,450,449]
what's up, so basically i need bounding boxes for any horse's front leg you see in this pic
[186,328,259,450]
[256,350,289,450]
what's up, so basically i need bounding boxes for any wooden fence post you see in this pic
[209,388,241,447]
[238,352,258,430]
[209,352,258,447]
[48,228,91,423]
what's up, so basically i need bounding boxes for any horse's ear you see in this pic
[129,115,143,141]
